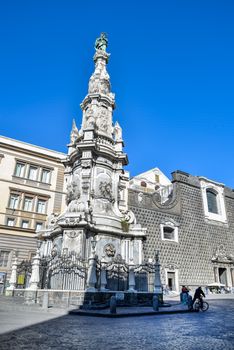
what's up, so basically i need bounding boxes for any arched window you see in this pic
[206,189,218,214]
[140,181,147,188]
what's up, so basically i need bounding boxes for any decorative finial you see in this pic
[95,33,108,52]
[114,121,122,141]
[70,118,79,143]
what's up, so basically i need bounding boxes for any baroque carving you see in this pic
[104,243,116,257]
[212,244,234,262]
[66,230,82,239]
[45,213,59,229]
[113,121,122,141]
[152,183,179,209]
[67,200,86,213]
[81,160,91,168]
[99,181,114,202]
[70,119,79,144]
[96,107,111,134]
[66,178,80,205]
[51,236,62,257]
[123,210,136,224]
[83,107,96,129]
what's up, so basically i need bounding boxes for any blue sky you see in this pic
[0,0,234,187]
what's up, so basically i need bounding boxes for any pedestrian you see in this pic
[181,285,189,304]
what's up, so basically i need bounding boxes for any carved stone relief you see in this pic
[104,243,116,257]
[99,181,113,201]
[212,244,234,262]
[83,106,96,129]
[66,178,80,205]
[66,230,83,239]
[96,107,112,135]
[123,210,136,224]
[51,236,63,257]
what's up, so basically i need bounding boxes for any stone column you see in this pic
[100,257,108,291]
[86,239,97,292]
[154,251,162,294]
[28,249,41,290]
[128,259,136,292]
[5,256,18,296]
[24,249,41,305]
[226,267,233,288]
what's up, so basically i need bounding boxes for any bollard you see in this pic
[110,296,117,314]
[42,291,49,310]
[153,295,159,311]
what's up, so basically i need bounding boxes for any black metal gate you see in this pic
[134,263,155,292]
[41,252,87,290]
[105,255,129,291]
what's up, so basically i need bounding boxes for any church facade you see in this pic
[129,169,234,292]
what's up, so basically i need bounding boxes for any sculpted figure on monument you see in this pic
[114,121,122,141]
[99,181,114,202]
[66,178,80,204]
[84,107,96,129]
[51,236,63,257]
[46,213,58,229]
[95,32,108,52]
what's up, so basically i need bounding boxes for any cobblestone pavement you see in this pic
[0,299,233,350]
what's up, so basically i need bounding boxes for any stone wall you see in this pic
[129,170,234,290]
[13,289,162,307]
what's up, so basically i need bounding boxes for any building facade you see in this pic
[129,169,234,292]
[0,136,66,283]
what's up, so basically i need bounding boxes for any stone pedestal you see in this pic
[100,263,108,291]
[86,241,97,291]
[6,257,18,296]
[27,249,41,291]
[154,251,162,294]
[128,262,136,292]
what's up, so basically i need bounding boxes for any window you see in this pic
[7,218,15,226]
[200,178,227,223]
[23,197,33,211]
[0,251,10,267]
[14,162,25,177]
[28,166,38,181]
[160,219,179,242]
[206,189,218,214]
[163,226,175,240]
[14,160,53,185]
[155,174,160,183]
[35,222,43,231]
[37,199,47,214]
[21,220,29,229]
[9,194,20,209]
[140,181,147,188]
[41,169,51,183]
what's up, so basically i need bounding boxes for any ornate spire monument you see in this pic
[38,33,146,282]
